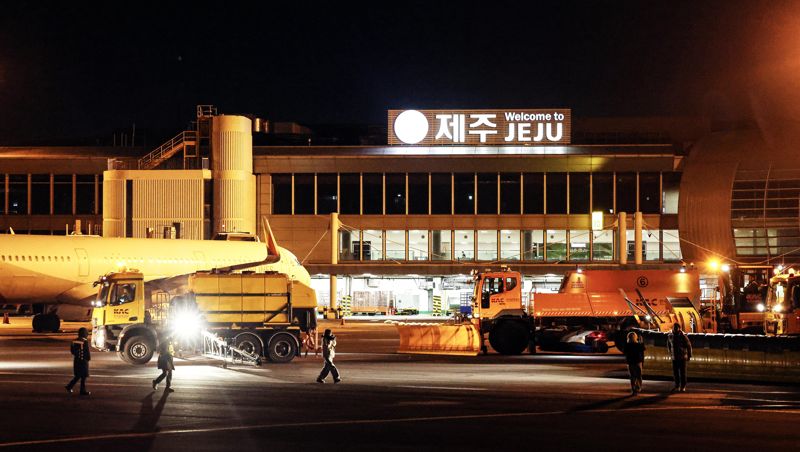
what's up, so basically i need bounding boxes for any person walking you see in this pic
[66,327,91,395]
[624,331,645,395]
[667,323,692,392]
[316,329,341,383]
[152,339,175,392]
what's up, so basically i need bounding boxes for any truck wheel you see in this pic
[234,333,264,357]
[32,314,44,332]
[267,333,297,363]
[121,335,155,365]
[489,321,529,355]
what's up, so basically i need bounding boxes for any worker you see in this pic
[316,329,341,383]
[152,339,175,392]
[624,331,645,395]
[667,323,692,392]
[65,327,91,396]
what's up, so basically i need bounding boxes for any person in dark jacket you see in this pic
[152,339,175,392]
[66,327,91,396]
[624,331,645,395]
[316,329,341,383]
[667,323,693,392]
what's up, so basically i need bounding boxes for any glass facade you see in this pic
[501,230,520,260]
[293,174,314,214]
[317,174,337,215]
[431,230,452,260]
[569,173,590,214]
[385,173,405,215]
[408,230,428,260]
[546,173,567,214]
[569,230,590,261]
[362,230,383,260]
[76,175,95,215]
[431,173,451,214]
[454,230,474,260]
[53,175,72,215]
[523,230,545,261]
[592,230,614,261]
[385,230,406,260]
[31,174,49,215]
[339,229,359,261]
[546,230,567,261]
[271,171,679,218]
[477,230,497,261]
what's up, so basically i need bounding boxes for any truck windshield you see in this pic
[770,282,786,306]
[96,282,111,307]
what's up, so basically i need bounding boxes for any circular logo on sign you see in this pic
[394,110,429,144]
[637,276,649,288]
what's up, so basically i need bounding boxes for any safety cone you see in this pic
[2,312,9,324]
[340,316,346,326]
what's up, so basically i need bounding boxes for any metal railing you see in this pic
[137,130,197,170]
[202,330,261,367]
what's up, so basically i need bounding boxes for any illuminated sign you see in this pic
[388,109,571,145]
[591,211,604,231]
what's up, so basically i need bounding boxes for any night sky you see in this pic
[1,1,799,145]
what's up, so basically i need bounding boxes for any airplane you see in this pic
[0,220,311,332]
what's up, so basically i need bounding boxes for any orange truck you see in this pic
[395,267,707,356]
[532,269,706,350]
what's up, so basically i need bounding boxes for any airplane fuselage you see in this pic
[0,234,309,306]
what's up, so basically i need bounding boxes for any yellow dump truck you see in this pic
[90,269,317,365]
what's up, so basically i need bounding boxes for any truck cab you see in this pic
[470,268,534,355]
[765,272,800,335]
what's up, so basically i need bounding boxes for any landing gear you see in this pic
[32,313,61,333]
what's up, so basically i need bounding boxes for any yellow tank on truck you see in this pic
[189,272,317,325]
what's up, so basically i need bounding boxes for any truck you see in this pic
[763,268,800,335]
[396,267,536,356]
[90,269,318,365]
[532,268,707,350]
[396,267,708,356]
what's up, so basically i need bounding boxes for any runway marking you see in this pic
[2,405,798,448]
[397,385,487,391]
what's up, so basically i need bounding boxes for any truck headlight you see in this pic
[171,310,201,338]
[757,303,766,312]
[772,304,783,313]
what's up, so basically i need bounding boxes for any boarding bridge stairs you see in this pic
[137,130,198,170]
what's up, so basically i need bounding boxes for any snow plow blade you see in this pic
[394,321,482,356]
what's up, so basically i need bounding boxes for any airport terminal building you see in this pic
[1,107,797,311]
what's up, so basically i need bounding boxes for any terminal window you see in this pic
[546,173,567,214]
[31,174,49,215]
[500,174,521,214]
[430,173,452,214]
[477,230,498,260]
[53,174,72,215]
[523,173,544,214]
[477,173,498,215]
[616,172,637,213]
[592,173,614,213]
[293,174,314,214]
[569,173,590,214]
[362,173,383,215]
[0,174,4,214]
[546,230,567,261]
[454,230,475,260]
[454,174,475,214]
[408,173,429,215]
[569,230,590,261]
[8,174,27,215]
[76,175,95,215]
[500,230,520,260]
[523,230,545,260]
[339,173,360,215]
[431,230,452,260]
[385,173,406,215]
[316,174,337,214]
[639,172,660,214]
[271,174,292,214]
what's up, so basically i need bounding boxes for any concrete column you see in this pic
[634,211,643,265]
[329,212,339,317]
[618,212,627,265]
[329,274,338,317]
